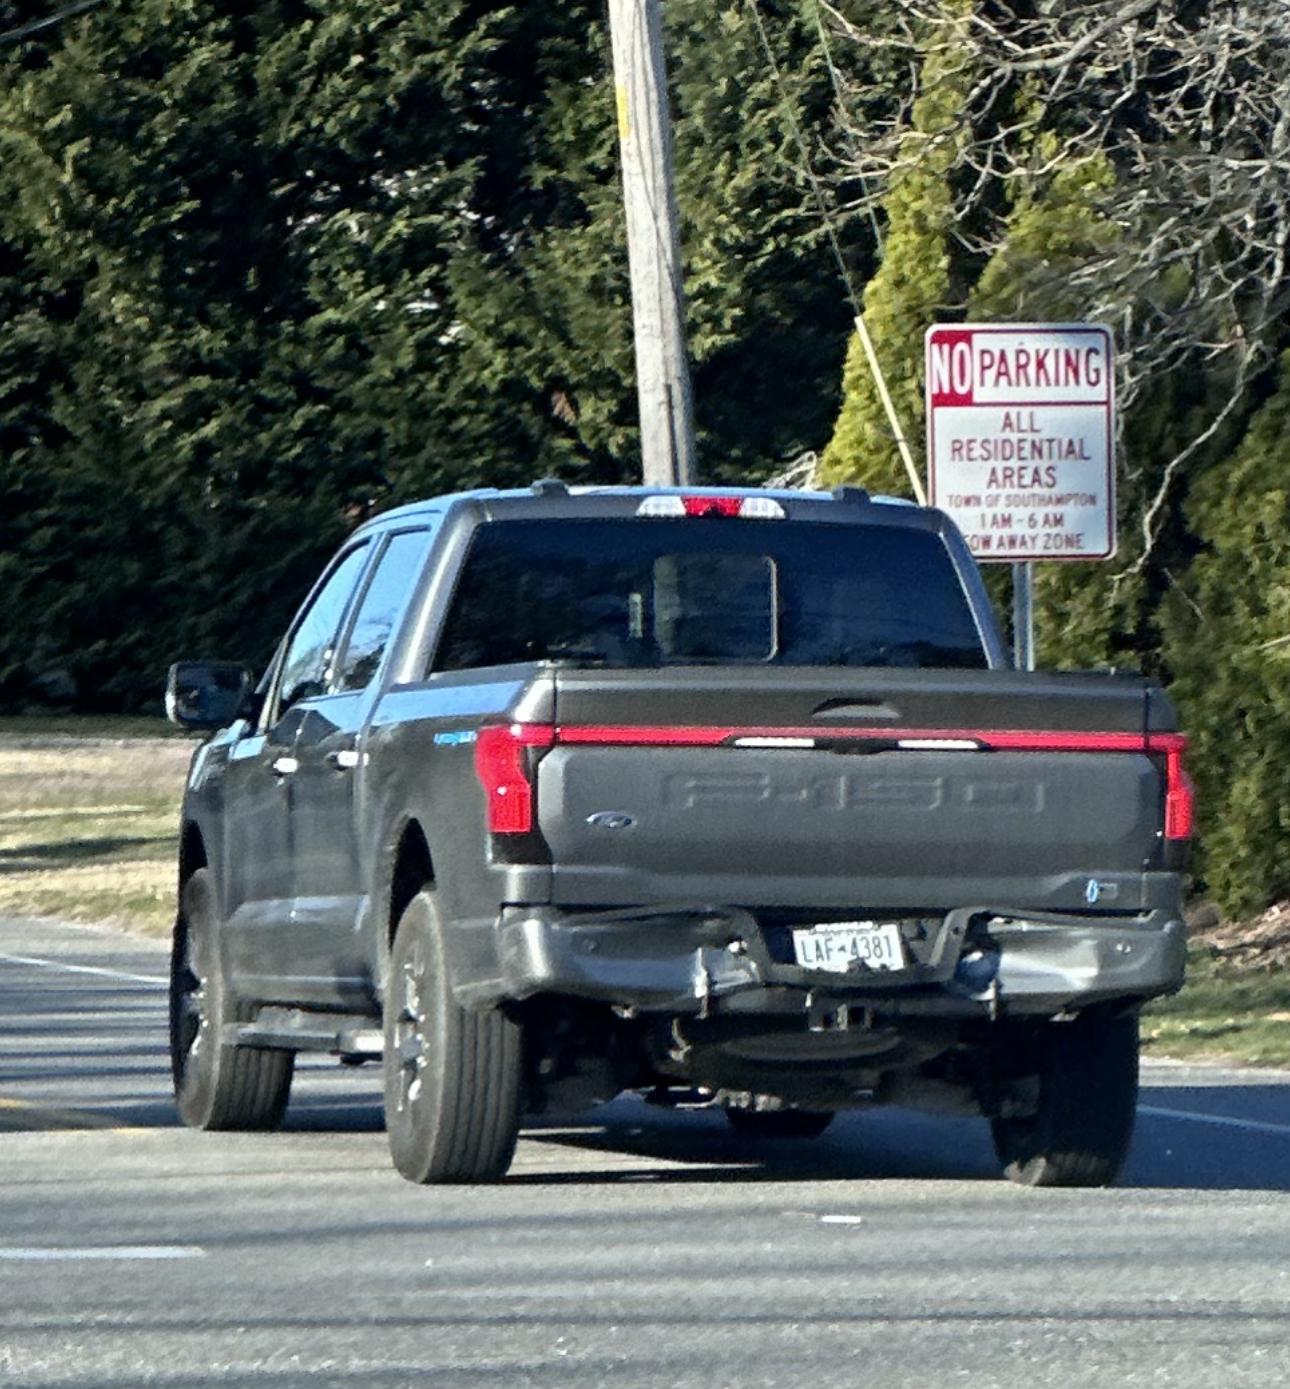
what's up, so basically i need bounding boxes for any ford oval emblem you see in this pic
[586,811,637,831]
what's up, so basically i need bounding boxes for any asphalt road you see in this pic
[3,916,1290,1388]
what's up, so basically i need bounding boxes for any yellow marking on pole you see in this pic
[616,83,630,141]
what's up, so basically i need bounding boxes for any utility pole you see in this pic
[608,0,697,486]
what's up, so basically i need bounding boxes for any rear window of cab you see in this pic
[433,518,988,672]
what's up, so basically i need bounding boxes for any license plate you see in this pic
[791,921,906,974]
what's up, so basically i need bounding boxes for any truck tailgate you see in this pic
[536,667,1181,913]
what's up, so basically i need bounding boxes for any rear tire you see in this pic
[170,868,294,1131]
[725,1107,834,1140]
[383,889,523,1184]
[991,1011,1139,1188]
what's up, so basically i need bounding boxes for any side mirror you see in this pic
[165,661,258,731]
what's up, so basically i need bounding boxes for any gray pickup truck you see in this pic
[166,482,1191,1188]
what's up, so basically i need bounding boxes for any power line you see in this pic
[742,0,925,504]
[810,0,884,257]
[742,0,860,315]
[0,0,107,47]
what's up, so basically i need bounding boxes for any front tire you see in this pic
[169,868,294,1131]
[991,1010,1139,1188]
[383,890,523,1184]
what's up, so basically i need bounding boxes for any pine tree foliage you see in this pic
[818,0,1290,674]
[819,0,973,497]
[0,0,868,706]
[444,1,864,485]
[967,148,1137,667]
[1162,354,1290,917]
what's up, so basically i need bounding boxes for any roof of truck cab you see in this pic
[351,485,921,538]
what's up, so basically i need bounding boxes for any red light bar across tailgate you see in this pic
[477,722,1193,841]
[554,724,1187,754]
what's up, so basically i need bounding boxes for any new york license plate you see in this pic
[791,921,906,973]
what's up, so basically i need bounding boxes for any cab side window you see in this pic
[334,529,433,693]
[275,544,371,717]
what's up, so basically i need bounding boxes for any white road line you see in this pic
[819,1215,865,1225]
[0,1246,205,1261]
[0,951,165,987]
[1138,1105,1290,1139]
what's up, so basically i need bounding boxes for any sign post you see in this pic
[925,323,1116,669]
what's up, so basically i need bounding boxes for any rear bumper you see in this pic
[465,896,1187,1020]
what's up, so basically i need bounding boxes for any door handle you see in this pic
[326,749,361,771]
[270,756,299,777]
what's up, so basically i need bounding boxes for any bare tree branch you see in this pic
[821,0,1290,568]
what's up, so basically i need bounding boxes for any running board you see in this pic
[227,1008,383,1060]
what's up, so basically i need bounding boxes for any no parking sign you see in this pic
[925,324,1116,562]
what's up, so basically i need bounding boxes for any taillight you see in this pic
[1163,746,1195,841]
[473,723,555,834]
